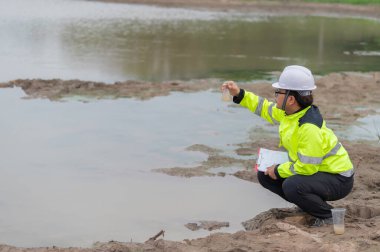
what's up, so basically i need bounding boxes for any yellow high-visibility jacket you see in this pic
[234,89,354,179]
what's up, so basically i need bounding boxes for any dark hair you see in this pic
[289,91,313,109]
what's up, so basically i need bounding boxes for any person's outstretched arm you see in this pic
[221,81,285,125]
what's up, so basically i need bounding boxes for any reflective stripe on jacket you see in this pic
[234,89,354,178]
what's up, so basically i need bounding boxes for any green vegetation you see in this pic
[304,0,380,4]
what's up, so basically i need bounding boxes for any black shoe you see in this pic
[309,217,333,227]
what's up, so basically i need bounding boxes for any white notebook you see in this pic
[255,148,289,172]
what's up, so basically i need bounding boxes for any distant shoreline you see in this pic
[91,0,380,20]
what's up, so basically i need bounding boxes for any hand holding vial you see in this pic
[221,87,231,102]
[221,81,240,102]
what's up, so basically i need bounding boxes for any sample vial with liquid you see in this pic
[221,88,231,102]
[333,224,345,235]
[331,208,346,235]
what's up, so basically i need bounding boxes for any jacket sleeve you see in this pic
[233,89,285,125]
[276,123,324,178]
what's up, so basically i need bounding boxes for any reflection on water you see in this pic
[0,0,380,82]
[0,88,288,247]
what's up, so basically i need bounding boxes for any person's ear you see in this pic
[287,95,296,105]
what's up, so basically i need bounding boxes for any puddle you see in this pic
[209,166,246,175]
[337,113,380,142]
[0,88,288,247]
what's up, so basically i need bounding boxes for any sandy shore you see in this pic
[0,71,379,251]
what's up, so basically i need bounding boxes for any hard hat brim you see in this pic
[272,82,317,91]
[272,82,281,89]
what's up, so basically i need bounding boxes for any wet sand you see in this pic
[0,71,379,251]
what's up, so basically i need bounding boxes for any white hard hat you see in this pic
[272,65,316,91]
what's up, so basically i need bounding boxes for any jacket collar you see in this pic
[285,106,311,118]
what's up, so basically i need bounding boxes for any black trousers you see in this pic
[257,171,354,219]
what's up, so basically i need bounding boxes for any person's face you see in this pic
[274,89,287,109]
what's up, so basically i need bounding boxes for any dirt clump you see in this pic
[0,78,220,101]
[185,221,229,231]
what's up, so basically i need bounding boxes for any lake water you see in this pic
[0,87,288,247]
[0,0,380,247]
[0,0,380,83]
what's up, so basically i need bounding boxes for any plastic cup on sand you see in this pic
[331,208,346,235]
